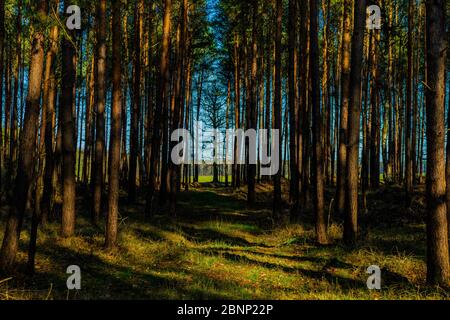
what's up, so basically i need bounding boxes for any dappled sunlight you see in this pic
[1,185,448,300]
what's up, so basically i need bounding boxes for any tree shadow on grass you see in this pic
[21,239,265,299]
[212,251,365,290]
[165,224,255,247]
[197,247,329,265]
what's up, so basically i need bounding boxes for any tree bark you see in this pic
[272,0,282,217]
[105,0,122,250]
[344,0,366,245]
[310,0,328,244]
[425,0,449,286]
[0,0,47,272]
[61,0,77,237]
[146,0,172,216]
[335,0,351,217]
[288,0,299,216]
[92,0,107,223]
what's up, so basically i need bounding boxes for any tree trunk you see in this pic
[28,19,59,273]
[145,0,172,216]
[91,0,107,224]
[310,0,328,244]
[288,0,299,216]
[0,0,5,191]
[425,0,449,286]
[405,0,414,198]
[335,0,351,217]
[61,0,77,237]
[129,0,144,203]
[0,0,47,272]
[344,0,366,245]
[247,3,257,206]
[105,0,122,250]
[272,0,282,217]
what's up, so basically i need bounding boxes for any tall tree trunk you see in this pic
[129,0,144,203]
[61,0,77,237]
[92,0,106,224]
[335,0,351,217]
[288,0,299,216]
[28,19,59,273]
[0,0,5,191]
[369,27,380,189]
[145,0,172,216]
[425,0,449,286]
[0,0,47,272]
[233,35,241,189]
[247,3,257,206]
[405,0,414,198]
[344,0,366,245]
[10,0,22,171]
[310,0,328,244]
[300,0,310,209]
[83,57,94,184]
[168,0,188,215]
[105,0,122,250]
[273,0,282,217]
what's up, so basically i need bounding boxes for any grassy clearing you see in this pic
[0,184,448,300]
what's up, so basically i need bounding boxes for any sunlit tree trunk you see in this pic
[344,0,366,245]
[425,0,449,286]
[335,0,351,217]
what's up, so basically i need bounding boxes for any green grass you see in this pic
[0,184,448,300]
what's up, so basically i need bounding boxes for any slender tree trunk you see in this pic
[145,0,172,216]
[105,0,122,250]
[247,3,257,206]
[288,0,299,216]
[129,0,144,203]
[91,0,106,224]
[272,0,282,217]
[369,28,380,189]
[28,19,59,273]
[0,0,47,272]
[425,0,449,286]
[344,0,366,245]
[61,0,77,237]
[300,1,310,209]
[168,0,188,215]
[335,0,351,217]
[233,34,241,189]
[310,0,328,244]
[10,0,22,171]
[405,0,414,198]
[0,0,5,191]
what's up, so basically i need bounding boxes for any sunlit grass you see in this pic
[0,185,448,300]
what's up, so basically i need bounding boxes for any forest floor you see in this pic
[0,182,449,300]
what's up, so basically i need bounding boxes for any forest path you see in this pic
[0,184,447,299]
